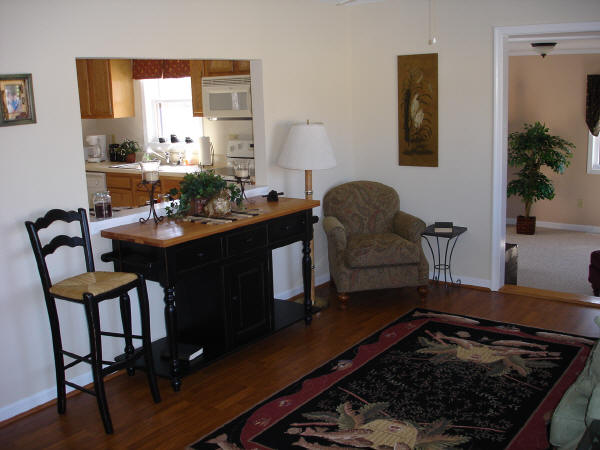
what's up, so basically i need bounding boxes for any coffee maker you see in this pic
[84,135,107,162]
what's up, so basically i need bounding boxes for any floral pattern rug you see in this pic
[189,309,595,450]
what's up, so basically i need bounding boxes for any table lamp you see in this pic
[278,121,336,307]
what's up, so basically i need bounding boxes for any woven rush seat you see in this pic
[49,272,138,299]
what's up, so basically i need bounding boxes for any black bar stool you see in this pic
[25,208,160,434]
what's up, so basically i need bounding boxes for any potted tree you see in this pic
[167,170,241,217]
[507,122,574,234]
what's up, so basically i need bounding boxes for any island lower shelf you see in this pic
[119,299,306,379]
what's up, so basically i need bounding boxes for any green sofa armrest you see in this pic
[323,216,347,251]
[393,210,426,243]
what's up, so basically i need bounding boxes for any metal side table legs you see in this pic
[421,225,467,287]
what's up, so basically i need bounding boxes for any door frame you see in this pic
[490,21,600,291]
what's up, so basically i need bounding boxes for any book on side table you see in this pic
[434,221,453,233]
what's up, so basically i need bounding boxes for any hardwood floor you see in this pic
[2,283,600,449]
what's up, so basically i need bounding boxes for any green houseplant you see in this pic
[118,139,141,163]
[507,122,574,234]
[167,170,241,217]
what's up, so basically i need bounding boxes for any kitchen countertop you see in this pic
[85,161,202,177]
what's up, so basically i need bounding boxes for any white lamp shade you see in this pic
[278,123,336,170]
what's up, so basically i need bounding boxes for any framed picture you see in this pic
[398,54,438,167]
[0,74,36,126]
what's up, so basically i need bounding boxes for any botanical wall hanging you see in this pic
[397,53,438,167]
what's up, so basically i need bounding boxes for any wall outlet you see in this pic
[577,198,584,208]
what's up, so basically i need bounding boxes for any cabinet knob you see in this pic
[232,295,239,302]
[245,236,254,244]
[196,252,205,258]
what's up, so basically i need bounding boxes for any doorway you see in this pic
[491,22,600,292]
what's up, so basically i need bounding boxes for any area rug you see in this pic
[189,308,596,449]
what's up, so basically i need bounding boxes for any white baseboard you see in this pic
[506,217,600,234]
[0,371,93,422]
[274,273,331,300]
[429,271,491,289]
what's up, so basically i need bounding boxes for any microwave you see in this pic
[202,75,252,119]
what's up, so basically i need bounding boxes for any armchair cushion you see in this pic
[346,233,420,268]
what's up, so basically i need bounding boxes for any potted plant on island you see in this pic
[118,139,141,163]
[507,121,574,235]
[166,170,242,217]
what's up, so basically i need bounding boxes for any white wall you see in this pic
[0,0,351,418]
[347,0,600,285]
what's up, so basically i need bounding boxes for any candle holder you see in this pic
[138,180,164,224]
[139,159,164,224]
[234,176,250,203]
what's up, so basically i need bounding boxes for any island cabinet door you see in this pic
[225,254,273,348]
[174,264,228,360]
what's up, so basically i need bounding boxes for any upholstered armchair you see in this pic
[323,181,429,307]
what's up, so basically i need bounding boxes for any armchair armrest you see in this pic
[393,210,426,243]
[323,216,347,251]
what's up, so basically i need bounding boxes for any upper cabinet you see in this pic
[190,60,250,118]
[190,60,205,118]
[203,60,250,77]
[76,59,134,119]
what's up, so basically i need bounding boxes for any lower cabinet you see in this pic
[225,254,272,348]
[173,251,272,361]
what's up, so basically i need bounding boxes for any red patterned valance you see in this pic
[132,59,191,80]
[163,60,190,78]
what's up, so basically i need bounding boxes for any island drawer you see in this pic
[225,226,267,256]
[268,212,306,244]
[174,237,222,272]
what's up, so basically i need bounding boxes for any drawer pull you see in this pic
[283,225,292,231]
[231,295,239,302]
[196,252,205,258]
[245,237,254,244]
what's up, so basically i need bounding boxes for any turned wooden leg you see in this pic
[337,292,349,309]
[417,285,428,301]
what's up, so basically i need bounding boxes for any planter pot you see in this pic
[189,197,208,216]
[516,215,536,235]
[125,153,136,163]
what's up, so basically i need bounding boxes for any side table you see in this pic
[421,224,467,286]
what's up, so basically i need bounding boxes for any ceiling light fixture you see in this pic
[531,42,557,58]
[428,0,438,45]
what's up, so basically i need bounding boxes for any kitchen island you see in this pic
[100,197,319,391]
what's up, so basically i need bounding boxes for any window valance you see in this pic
[132,59,190,80]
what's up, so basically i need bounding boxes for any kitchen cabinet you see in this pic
[106,172,171,207]
[106,173,137,207]
[190,60,204,117]
[202,60,250,77]
[76,59,134,119]
[161,177,182,198]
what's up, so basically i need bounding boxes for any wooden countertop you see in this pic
[100,197,320,248]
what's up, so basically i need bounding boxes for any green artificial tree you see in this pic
[507,122,574,234]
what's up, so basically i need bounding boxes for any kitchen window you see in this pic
[140,77,202,145]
